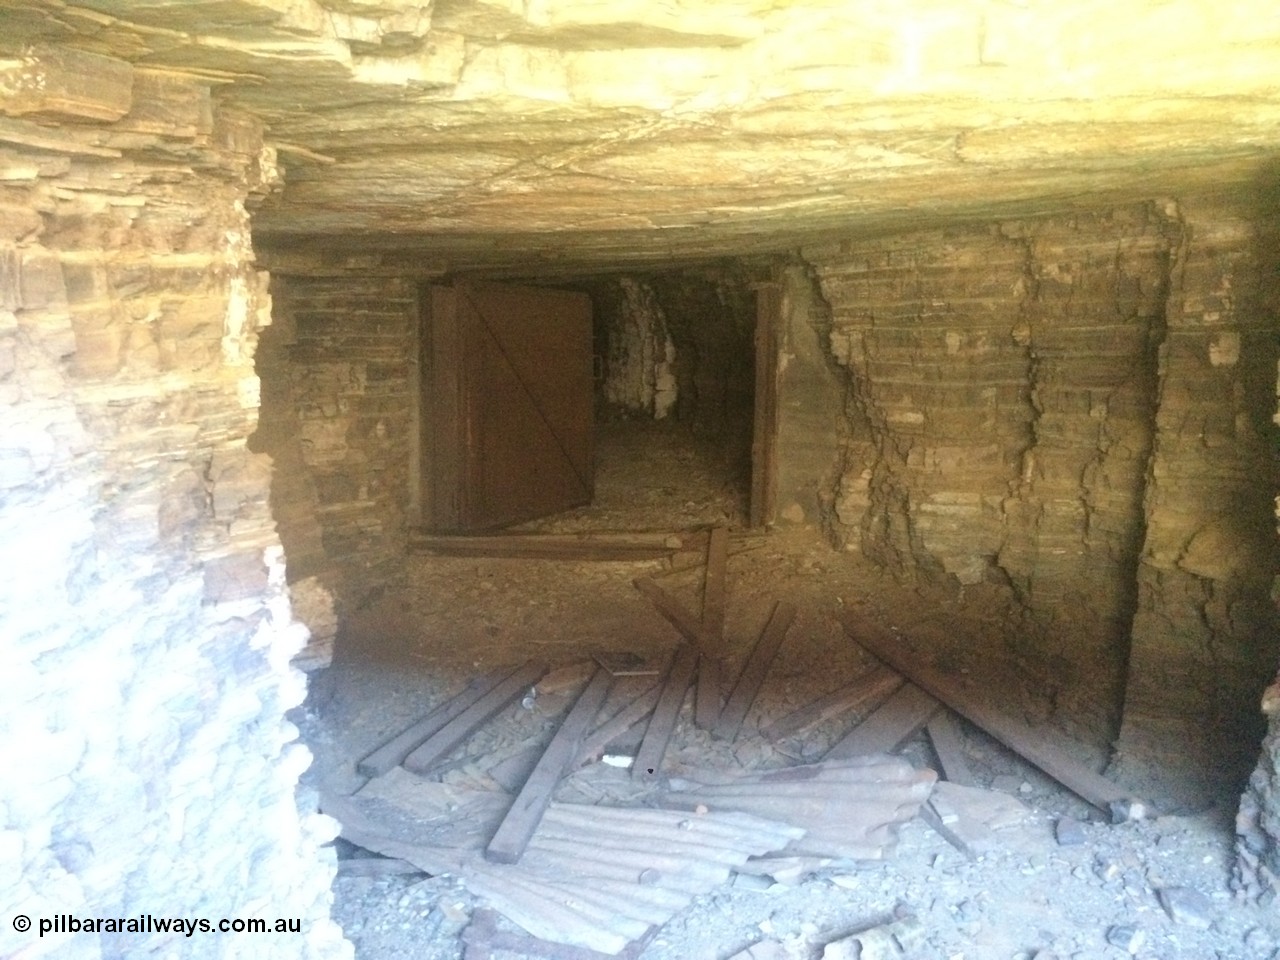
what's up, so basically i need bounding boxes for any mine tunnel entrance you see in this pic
[415,265,766,537]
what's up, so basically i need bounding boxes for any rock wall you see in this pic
[773,262,847,529]
[648,268,757,464]
[591,269,756,458]
[590,276,678,420]
[1238,665,1280,900]
[1235,345,1280,901]
[803,201,1278,800]
[254,276,416,606]
[1113,199,1280,807]
[0,51,349,958]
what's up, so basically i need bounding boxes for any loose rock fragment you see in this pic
[1055,816,1086,847]
[1105,924,1145,954]
[1108,798,1150,824]
[1156,885,1213,928]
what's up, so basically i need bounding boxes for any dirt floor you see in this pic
[295,420,1280,960]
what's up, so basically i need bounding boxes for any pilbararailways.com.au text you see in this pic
[28,914,302,937]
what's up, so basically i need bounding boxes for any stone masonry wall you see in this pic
[0,50,349,958]
[255,276,416,607]
[804,201,1278,801]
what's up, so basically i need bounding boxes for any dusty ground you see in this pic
[295,420,1280,960]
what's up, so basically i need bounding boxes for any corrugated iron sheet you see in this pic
[328,769,804,955]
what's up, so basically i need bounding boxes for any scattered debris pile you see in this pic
[324,525,1145,957]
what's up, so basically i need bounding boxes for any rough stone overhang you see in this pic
[4,0,1280,270]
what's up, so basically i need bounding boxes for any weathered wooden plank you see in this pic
[842,614,1133,811]
[824,682,941,760]
[926,712,977,787]
[633,577,706,649]
[760,665,904,740]
[695,526,730,729]
[650,536,768,580]
[590,651,660,677]
[632,644,699,781]
[408,531,682,561]
[575,679,662,767]
[633,575,726,733]
[486,667,614,863]
[701,525,729,635]
[714,600,797,741]
[402,661,548,775]
[356,667,511,777]
[695,655,724,731]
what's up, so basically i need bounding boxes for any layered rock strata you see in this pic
[805,202,1278,805]
[0,49,349,959]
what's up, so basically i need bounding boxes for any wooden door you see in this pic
[422,280,594,532]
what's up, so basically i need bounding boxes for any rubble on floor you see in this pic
[311,524,1279,959]
[322,588,1135,954]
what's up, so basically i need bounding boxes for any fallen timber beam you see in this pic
[575,680,663,768]
[840,614,1133,813]
[407,531,684,561]
[696,525,730,729]
[486,667,615,864]
[633,576,726,731]
[357,666,511,778]
[760,665,903,741]
[633,577,709,651]
[402,661,549,776]
[824,681,941,759]
[632,644,699,781]
[701,526,729,636]
[714,600,796,741]
[926,712,979,787]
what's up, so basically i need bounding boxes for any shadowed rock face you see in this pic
[5,0,1280,267]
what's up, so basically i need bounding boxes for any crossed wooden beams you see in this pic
[631,525,797,780]
[482,525,797,862]
[353,522,1136,872]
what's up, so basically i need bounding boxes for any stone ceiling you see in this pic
[5,0,1280,268]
